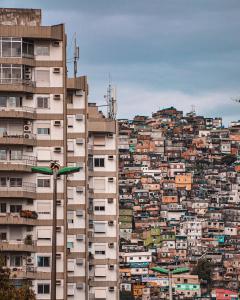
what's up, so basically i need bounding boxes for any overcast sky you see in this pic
[2,0,240,124]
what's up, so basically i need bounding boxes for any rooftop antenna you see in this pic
[73,32,79,78]
[103,74,117,119]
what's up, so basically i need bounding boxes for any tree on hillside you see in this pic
[192,258,213,291]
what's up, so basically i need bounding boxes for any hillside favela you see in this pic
[0,4,239,300]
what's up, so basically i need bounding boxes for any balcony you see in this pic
[0,155,37,172]
[0,79,36,93]
[9,266,37,279]
[88,119,116,133]
[0,182,36,199]
[0,155,37,171]
[0,211,38,225]
[0,238,36,252]
[0,131,36,146]
[0,106,36,119]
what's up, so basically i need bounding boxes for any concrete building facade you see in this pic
[0,8,118,300]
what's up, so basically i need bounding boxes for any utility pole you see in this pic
[169,271,173,300]
[51,162,59,300]
[32,163,81,300]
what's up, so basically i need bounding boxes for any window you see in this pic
[0,149,7,160]
[10,256,22,267]
[67,211,74,224]
[38,284,50,294]
[0,64,22,84]
[1,38,21,57]
[38,256,50,267]
[67,116,74,128]
[95,250,105,255]
[37,229,51,240]
[0,203,6,213]
[93,135,105,146]
[0,232,7,240]
[67,141,74,152]
[35,70,50,87]
[93,178,105,192]
[94,158,105,168]
[37,97,49,109]
[37,202,51,215]
[94,222,106,233]
[10,205,22,213]
[0,177,6,187]
[36,45,49,56]
[37,179,50,188]
[10,178,22,187]
[10,150,22,160]
[95,266,106,277]
[94,205,105,211]
[37,128,50,135]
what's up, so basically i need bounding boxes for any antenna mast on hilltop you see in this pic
[73,33,79,78]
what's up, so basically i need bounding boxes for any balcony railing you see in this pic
[0,155,37,166]
[0,105,36,114]
[0,238,36,252]
[0,130,36,140]
[0,182,36,193]
[0,79,36,87]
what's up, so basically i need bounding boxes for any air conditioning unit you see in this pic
[56,280,61,286]
[108,221,114,226]
[76,138,84,145]
[76,258,84,265]
[108,265,114,270]
[56,253,61,259]
[25,120,31,125]
[108,287,114,292]
[75,114,83,121]
[56,200,62,206]
[24,125,32,132]
[75,90,84,96]
[52,41,60,47]
[108,243,114,248]
[53,94,61,100]
[108,155,114,160]
[24,133,30,139]
[54,147,62,153]
[26,257,33,264]
[76,210,83,217]
[108,198,114,204]
[56,226,61,232]
[88,207,93,214]
[54,120,61,126]
[76,186,84,193]
[25,74,31,80]
[107,133,114,138]
[108,177,114,182]
[53,67,61,74]
[76,234,84,241]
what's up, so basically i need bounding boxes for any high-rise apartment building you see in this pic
[0,8,118,300]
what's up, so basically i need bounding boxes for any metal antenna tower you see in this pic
[103,74,117,119]
[73,33,79,78]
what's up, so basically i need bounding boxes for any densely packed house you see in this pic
[119,107,240,300]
